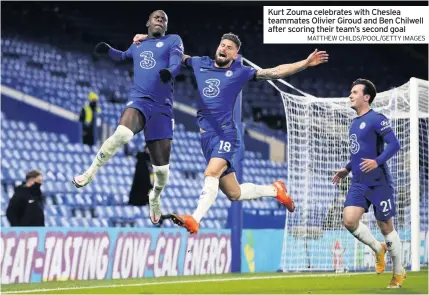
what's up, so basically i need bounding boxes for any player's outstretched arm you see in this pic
[255,49,329,80]
[94,42,132,61]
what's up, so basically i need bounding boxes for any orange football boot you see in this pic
[170,213,199,234]
[273,180,295,212]
[375,242,387,274]
[387,267,407,288]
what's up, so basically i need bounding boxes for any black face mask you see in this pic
[90,102,97,108]
[30,182,42,196]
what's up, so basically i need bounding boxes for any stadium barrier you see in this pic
[1,227,427,284]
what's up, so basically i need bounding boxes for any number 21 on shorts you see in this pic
[219,140,231,152]
[380,199,392,212]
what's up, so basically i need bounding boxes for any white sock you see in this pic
[149,164,170,200]
[192,176,219,223]
[238,183,277,200]
[384,230,403,275]
[351,222,382,253]
[86,125,134,177]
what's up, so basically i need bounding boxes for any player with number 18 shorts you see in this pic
[134,32,329,234]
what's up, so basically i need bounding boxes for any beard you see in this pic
[152,31,162,37]
[150,26,164,37]
[215,56,230,67]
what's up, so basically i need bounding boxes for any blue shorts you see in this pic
[200,128,241,178]
[344,183,396,221]
[124,97,174,141]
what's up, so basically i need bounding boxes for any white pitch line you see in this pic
[3,272,373,294]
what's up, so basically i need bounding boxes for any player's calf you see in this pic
[188,158,226,226]
[168,174,219,233]
[377,219,403,276]
[219,174,294,211]
[233,183,277,201]
[344,212,386,273]
[238,181,294,212]
[72,125,134,188]
[348,221,383,254]
[149,164,170,224]
[344,207,383,254]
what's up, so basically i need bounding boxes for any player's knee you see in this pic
[147,139,171,166]
[113,125,134,145]
[226,189,241,201]
[378,219,394,236]
[380,228,393,236]
[204,169,222,179]
[153,164,170,187]
[343,217,359,232]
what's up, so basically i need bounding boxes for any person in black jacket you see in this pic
[6,170,45,226]
[128,145,153,206]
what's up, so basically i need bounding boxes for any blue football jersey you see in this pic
[121,34,184,105]
[348,109,395,186]
[185,56,256,132]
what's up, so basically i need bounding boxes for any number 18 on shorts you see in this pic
[200,129,240,175]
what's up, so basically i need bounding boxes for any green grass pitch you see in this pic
[2,270,428,294]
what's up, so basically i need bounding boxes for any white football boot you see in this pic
[148,188,162,224]
[72,172,93,188]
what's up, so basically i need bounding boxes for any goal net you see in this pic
[279,78,428,272]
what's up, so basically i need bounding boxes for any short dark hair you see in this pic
[149,10,167,21]
[221,33,241,50]
[26,170,42,181]
[352,78,377,104]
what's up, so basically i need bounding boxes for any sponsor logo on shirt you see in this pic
[380,119,391,131]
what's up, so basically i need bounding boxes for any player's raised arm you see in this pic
[94,42,133,61]
[255,49,329,80]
